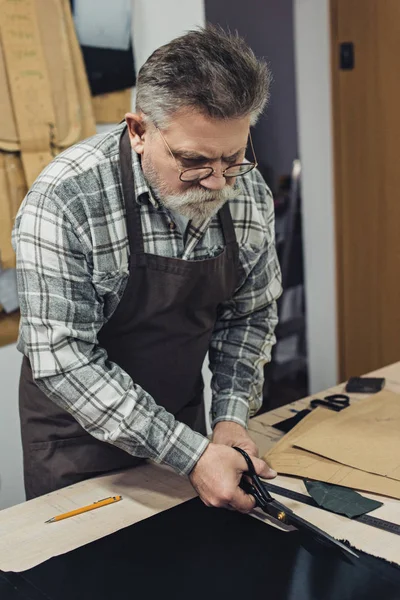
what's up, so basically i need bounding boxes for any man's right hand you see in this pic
[189,443,276,513]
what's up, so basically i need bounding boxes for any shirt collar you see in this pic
[130,146,159,208]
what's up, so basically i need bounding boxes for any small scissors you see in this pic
[234,446,358,559]
[309,393,350,412]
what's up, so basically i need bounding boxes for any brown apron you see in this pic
[19,126,239,499]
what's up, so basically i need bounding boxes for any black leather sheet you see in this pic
[2,497,400,600]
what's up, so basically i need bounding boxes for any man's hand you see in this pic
[189,442,276,514]
[212,421,259,457]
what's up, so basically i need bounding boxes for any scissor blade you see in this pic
[286,510,359,558]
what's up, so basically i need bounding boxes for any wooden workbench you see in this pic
[2,361,400,599]
[1,359,400,576]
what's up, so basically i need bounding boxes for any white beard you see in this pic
[160,185,238,221]
[143,157,238,221]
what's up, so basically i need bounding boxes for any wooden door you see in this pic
[331,0,400,379]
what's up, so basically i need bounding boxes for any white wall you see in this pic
[0,344,25,508]
[294,0,338,392]
[132,0,205,72]
[0,0,206,511]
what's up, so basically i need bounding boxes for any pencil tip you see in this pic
[45,518,54,524]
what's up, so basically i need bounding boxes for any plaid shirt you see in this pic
[12,123,282,476]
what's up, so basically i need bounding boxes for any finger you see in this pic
[234,440,259,458]
[253,456,277,479]
[244,442,259,458]
[229,486,256,514]
[251,446,259,458]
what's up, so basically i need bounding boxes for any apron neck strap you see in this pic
[218,201,237,246]
[119,126,145,256]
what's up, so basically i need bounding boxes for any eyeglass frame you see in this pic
[155,125,258,183]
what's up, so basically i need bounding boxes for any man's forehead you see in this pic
[160,109,250,157]
[171,144,246,161]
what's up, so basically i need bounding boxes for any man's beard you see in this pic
[143,158,238,221]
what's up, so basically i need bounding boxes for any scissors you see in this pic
[234,446,358,559]
[309,393,350,412]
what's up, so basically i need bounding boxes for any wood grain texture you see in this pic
[375,1,400,367]
[330,0,400,378]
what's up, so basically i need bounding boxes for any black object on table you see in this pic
[273,394,350,433]
[345,377,386,394]
[309,393,350,411]
[1,497,400,600]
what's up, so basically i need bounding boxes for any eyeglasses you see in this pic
[156,127,258,183]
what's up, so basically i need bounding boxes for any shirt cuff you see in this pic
[210,395,250,430]
[155,422,210,476]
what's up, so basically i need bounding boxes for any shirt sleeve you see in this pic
[208,178,282,429]
[13,190,208,475]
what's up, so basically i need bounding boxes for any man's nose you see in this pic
[199,170,226,191]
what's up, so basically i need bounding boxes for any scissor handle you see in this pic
[233,446,256,474]
[325,393,350,404]
[239,479,264,508]
[310,393,350,411]
[233,447,273,506]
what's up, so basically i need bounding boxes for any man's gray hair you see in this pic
[136,26,272,128]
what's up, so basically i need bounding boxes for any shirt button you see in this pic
[169,221,176,231]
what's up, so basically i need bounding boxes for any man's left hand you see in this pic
[212,421,259,457]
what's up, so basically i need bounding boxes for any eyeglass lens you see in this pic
[180,163,255,182]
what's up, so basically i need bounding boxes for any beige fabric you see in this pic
[0,152,14,268]
[295,390,400,480]
[0,0,56,182]
[35,0,81,148]
[0,152,26,269]
[4,152,27,219]
[264,406,400,499]
[0,0,95,184]
[92,88,132,124]
[0,0,95,269]
[0,37,18,149]
[61,0,96,140]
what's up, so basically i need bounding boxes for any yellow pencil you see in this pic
[45,495,122,523]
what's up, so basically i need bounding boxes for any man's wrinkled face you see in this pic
[126,109,251,221]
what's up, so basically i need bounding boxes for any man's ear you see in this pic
[125,113,147,154]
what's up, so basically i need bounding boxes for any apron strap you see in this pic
[119,126,145,256]
[219,201,237,246]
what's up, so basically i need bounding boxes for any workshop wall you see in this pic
[205,0,338,394]
[293,0,338,393]
[205,0,298,193]
[0,344,24,509]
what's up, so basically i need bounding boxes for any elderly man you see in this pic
[13,26,282,511]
